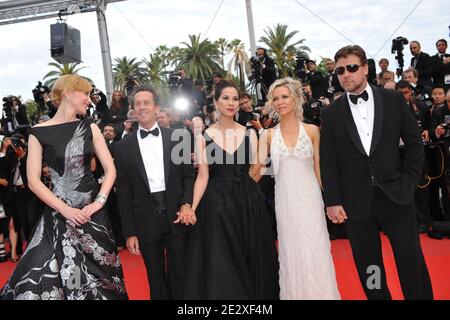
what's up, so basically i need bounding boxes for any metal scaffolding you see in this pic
[0,0,125,100]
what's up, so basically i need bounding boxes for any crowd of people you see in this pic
[0,37,449,300]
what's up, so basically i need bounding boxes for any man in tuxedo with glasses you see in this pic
[115,84,195,299]
[320,45,433,300]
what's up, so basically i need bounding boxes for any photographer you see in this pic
[432,39,450,90]
[235,92,264,135]
[203,72,223,119]
[250,48,277,104]
[0,136,18,263]
[305,60,326,99]
[124,76,139,98]
[1,96,30,135]
[428,85,448,221]
[396,80,430,141]
[192,79,207,114]
[90,87,109,127]
[302,83,328,127]
[10,133,41,243]
[430,88,450,220]
[410,40,435,88]
[32,82,54,118]
[396,80,432,231]
[323,59,344,101]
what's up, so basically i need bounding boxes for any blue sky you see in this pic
[0,0,448,101]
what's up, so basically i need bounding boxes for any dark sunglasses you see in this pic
[335,64,364,75]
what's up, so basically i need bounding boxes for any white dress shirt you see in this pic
[137,123,166,193]
[347,84,375,156]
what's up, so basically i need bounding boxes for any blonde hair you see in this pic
[267,77,304,121]
[51,75,92,106]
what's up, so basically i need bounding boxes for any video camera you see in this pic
[10,136,27,149]
[294,52,308,82]
[391,36,409,77]
[303,94,325,126]
[168,71,182,89]
[125,75,138,94]
[2,97,13,109]
[32,82,50,103]
[249,56,264,81]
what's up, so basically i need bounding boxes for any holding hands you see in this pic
[326,205,348,224]
[174,204,197,226]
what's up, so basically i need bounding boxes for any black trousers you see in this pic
[345,187,433,300]
[12,189,41,241]
[106,191,124,247]
[139,210,187,300]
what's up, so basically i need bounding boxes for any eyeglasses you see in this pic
[335,64,364,75]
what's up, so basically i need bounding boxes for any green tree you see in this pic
[226,39,250,91]
[23,99,39,123]
[259,23,311,77]
[176,34,222,80]
[214,37,229,70]
[142,53,169,87]
[42,62,92,88]
[112,56,145,93]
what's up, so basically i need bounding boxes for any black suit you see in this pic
[323,72,344,100]
[411,52,435,87]
[115,126,195,299]
[429,104,450,220]
[432,53,450,89]
[320,86,433,299]
[12,154,41,241]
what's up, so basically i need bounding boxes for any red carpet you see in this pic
[1,234,449,300]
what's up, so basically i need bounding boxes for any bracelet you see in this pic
[95,193,108,207]
[182,203,191,207]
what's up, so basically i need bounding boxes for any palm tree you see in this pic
[142,53,168,88]
[226,39,251,91]
[259,23,311,78]
[176,34,222,80]
[42,62,91,88]
[214,38,229,70]
[112,56,145,92]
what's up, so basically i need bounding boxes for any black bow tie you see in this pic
[349,90,369,105]
[140,127,159,139]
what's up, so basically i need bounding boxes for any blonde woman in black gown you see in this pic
[0,75,128,300]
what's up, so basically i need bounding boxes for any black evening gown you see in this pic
[0,119,128,300]
[183,132,279,299]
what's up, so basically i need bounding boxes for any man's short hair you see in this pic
[103,123,116,133]
[410,40,421,47]
[212,72,223,79]
[131,84,161,107]
[403,68,419,79]
[334,45,368,65]
[240,92,252,100]
[436,39,447,46]
[432,84,447,93]
[395,79,411,90]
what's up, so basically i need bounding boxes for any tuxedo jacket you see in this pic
[114,127,195,242]
[432,53,450,86]
[411,52,435,87]
[320,86,424,221]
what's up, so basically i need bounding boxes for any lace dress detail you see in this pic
[271,122,340,300]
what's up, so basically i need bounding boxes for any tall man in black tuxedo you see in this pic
[320,45,433,300]
[115,85,195,300]
[410,41,435,88]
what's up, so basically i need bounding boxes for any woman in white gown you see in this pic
[252,77,340,300]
